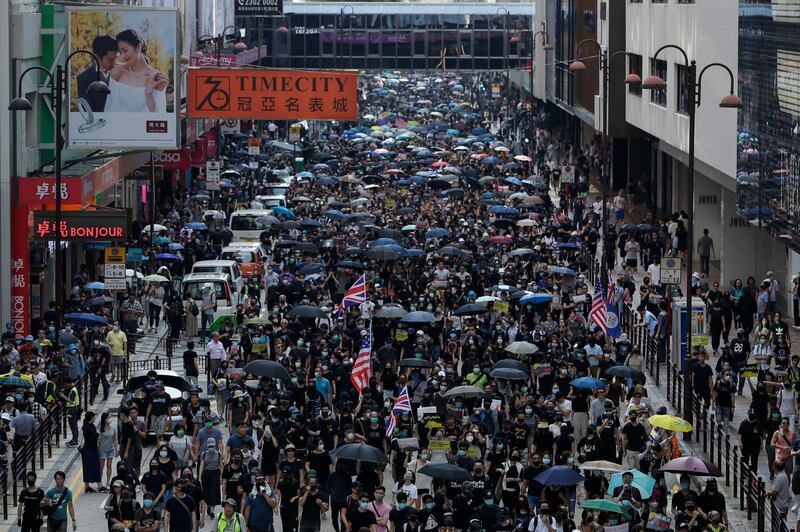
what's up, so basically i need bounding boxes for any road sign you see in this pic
[104,263,126,290]
[206,160,221,191]
[660,257,682,284]
[104,246,126,263]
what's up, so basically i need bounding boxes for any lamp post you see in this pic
[340,5,355,70]
[639,45,741,435]
[531,22,554,96]
[569,41,641,288]
[496,8,510,132]
[9,52,110,349]
[197,26,247,67]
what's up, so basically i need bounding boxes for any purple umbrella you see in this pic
[659,456,721,477]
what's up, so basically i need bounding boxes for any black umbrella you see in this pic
[294,242,320,253]
[453,303,489,317]
[509,248,535,257]
[375,305,409,319]
[492,219,517,229]
[605,366,645,380]
[366,248,399,261]
[287,305,326,319]
[378,229,404,240]
[489,367,529,380]
[397,207,416,215]
[242,360,290,380]
[417,463,471,481]
[298,263,325,275]
[337,260,365,270]
[401,311,436,323]
[398,357,434,368]
[492,359,530,373]
[438,246,465,257]
[330,443,389,464]
[278,220,300,230]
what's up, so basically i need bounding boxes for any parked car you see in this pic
[118,370,192,442]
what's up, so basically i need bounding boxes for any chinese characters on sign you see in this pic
[188,69,359,121]
[32,211,128,241]
[18,177,84,205]
[11,206,30,335]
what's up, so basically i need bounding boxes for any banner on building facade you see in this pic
[187,68,358,121]
[10,206,30,336]
[66,6,181,149]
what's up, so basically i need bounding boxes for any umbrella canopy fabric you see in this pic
[375,306,409,319]
[660,456,721,477]
[242,360,290,380]
[288,305,326,319]
[604,366,645,380]
[64,312,108,327]
[607,470,655,498]
[492,359,529,373]
[417,464,471,481]
[570,377,607,390]
[581,499,629,516]
[453,303,489,316]
[648,415,693,433]
[401,311,436,323]
[143,274,169,282]
[0,372,34,388]
[534,466,585,486]
[505,341,539,355]
[397,357,434,368]
[580,460,628,473]
[489,367,529,380]
[442,385,485,399]
[85,281,105,290]
[209,315,238,333]
[330,443,389,464]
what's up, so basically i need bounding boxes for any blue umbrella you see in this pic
[272,206,295,219]
[559,242,580,249]
[296,171,315,179]
[186,222,207,230]
[504,176,523,186]
[168,243,184,251]
[154,236,172,245]
[322,209,346,219]
[313,163,329,170]
[608,470,655,499]
[155,253,179,261]
[534,466,585,486]
[520,293,553,304]
[0,373,33,388]
[481,156,501,165]
[425,228,450,239]
[406,248,426,258]
[570,377,607,390]
[315,177,338,186]
[489,205,520,216]
[64,312,108,327]
[300,219,324,228]
[504,162,522,170]
[370,238,400,247]
[396,179,411,186]
[550,266,576,276]
[85,281,105,290]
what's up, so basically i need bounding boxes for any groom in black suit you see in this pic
[77,35,118,112]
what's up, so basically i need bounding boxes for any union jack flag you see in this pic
[342,274,368,308]
[351,327,372,395]
[590,277,608,335]
[385,386,413,437]
[395,118,408,129]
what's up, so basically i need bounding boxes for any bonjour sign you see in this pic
[187,68,358,121]
[32,211,128,241]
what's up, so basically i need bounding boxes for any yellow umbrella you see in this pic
[648,414,693,432]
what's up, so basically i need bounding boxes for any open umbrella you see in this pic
[243,360,290,380]
[505,341,539,355]
[438,246,465,257]
[492,359,530,374]
[155,253,179,261]
[288,305,326,319]
[534,466,585,486]
[604,366,645,381]
[607,470,655,498]
[570,377,607,390]
[87,296,113,306]
[375,305,409,319]
[143,274,169,283]
[298,263,325,275]
[417,464,471,481]
[243,317,272,326]
[648,415,693,433]
[210,315,238,333]
[330,443,389,464]
[580,460,628,473]
[398,357,434,368]
[453,303,489,317]
[0,372,34,388]
[581,499,629,516]
[489,367,529,380]
[520,293,552,304]
[659,457,721,477]
[337,260,365,270]
[443,385,485,399]
[401,311,436,324]
[64,312,108,327]
[272,206,295,219]
[85,281,105,290]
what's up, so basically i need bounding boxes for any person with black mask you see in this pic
[17,471,44,532]
[180,467,206,530]
[473,489,500,531]
[108,484,141,531]
[110,461,138,489]
[738,408,764,473]
[521,452,547,509]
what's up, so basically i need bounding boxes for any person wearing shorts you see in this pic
[613,190,625,224]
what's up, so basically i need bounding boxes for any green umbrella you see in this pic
[210,315,238,333]
[244,317,272,326]
[581,498,630,516]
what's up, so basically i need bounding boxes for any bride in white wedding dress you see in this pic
[103,28,169,113]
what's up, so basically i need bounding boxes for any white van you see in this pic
[191,260,244,294]
[251,195,288,209]
[181,273,238,327]
[229,209,274,241]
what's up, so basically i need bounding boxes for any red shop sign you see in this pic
[18,177,87,205]
[10,205,30,335]
[154,148,191,171]
[190,138,208,168]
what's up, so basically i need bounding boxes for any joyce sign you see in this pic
[188,68,358,121]
[33,211,128,241]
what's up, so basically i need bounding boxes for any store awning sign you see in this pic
[188,68,358,121]
[32,211,127,241]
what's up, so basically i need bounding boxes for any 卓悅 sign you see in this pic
[32,211,128,241]
[188,68,358,121]
[11,206,30,335]
[206,160,221,191]
[18,177,87,205]
[235,0,283,16]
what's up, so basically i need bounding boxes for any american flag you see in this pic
[342,274,368,308]
[385,386,413,436]
[590,276,607,335]
[395,118,408,129]
[351,327,372,395]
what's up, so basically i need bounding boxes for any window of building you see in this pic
[676,64,691,114]
[630,0,643,3]
[628,54,642,96]
[651,0,667,3]
[677,0,695,3]
[650,58,667,106]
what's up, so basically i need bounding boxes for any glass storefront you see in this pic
[737,1,800,250]
[239,9,532,71]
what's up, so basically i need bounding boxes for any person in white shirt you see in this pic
[405,450,433,497]
[528,502,557,532]
[206,332,227,377]
[646,261,661,286]
[393,471,418,508]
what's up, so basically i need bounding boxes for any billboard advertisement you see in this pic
[187,68,359,121]
[66,6,180,149]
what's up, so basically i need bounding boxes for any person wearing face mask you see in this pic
[499,451,523,512]
[389,491,412,531]
[307,437,333,486]
[670,475,699,515]
[418,493,442,532]
[674,498,709,532]
[17,471,44,532]
[104,321,127,383]
[222,449,248,502]
[472,488,500,531]
[620,412,647,469]
[737,408,764,474]
[527,502,556,532]
[297,470,328,532]
[133,492,161,532]
[406,449,433,499]
[244,473,277,532]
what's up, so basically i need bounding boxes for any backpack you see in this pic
[190,302,199,317]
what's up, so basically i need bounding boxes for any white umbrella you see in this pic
[475,295,500,304]
[141,224,167,234]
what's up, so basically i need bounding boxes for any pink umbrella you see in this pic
[660,456,721,477]
[432,161,448,168]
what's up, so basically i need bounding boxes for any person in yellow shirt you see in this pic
[105,321,128,383]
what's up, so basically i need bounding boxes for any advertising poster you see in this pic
[66,6,180,149]
[188,68,359,121]
[235,0,284,16]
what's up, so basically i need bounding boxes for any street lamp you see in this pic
[496,7,510,130]
[569,40,640,288]
[640,44,741,436]
[197,25,247,67]
[9,52,110,349]
[340,5,355,70]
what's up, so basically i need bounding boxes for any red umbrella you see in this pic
[490,235,513,244]
[431,160,448,168]
[659,456,721,477]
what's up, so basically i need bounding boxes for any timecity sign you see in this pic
[32,211,128,241]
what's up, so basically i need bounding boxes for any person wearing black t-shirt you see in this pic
[299,472,329,531]
[17,471,44,532]
[390,492,413,530]
[738,409,764,471]
[621,413,647,469]
[691,353,714,407]
[183,342,199,389]
[163,478,196,532]
[346,492,377,532]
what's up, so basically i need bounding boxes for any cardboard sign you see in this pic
[429,438,451,452]
[417,406,437,419]
[740,363,758,378]
[495,301,510,314]
[188,68,359,121]
[397,437,420,450]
